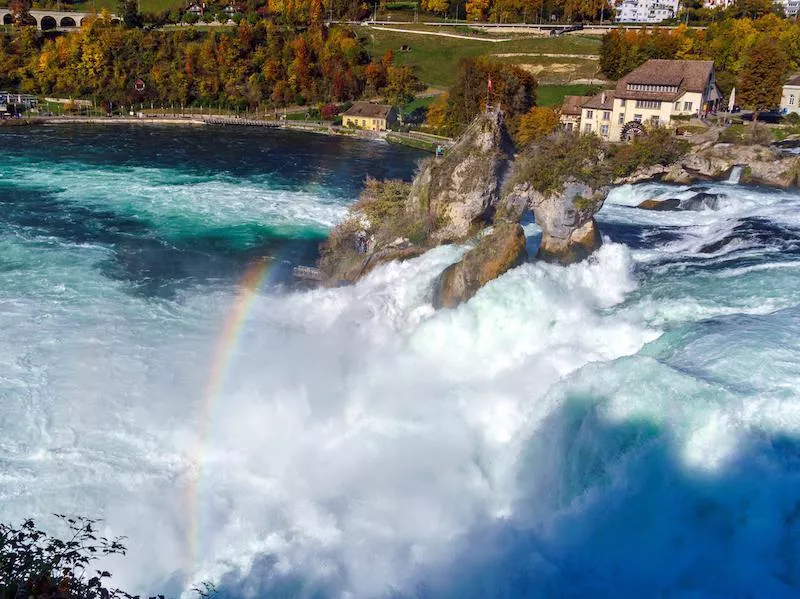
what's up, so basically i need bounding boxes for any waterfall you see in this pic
[727,165,744,185]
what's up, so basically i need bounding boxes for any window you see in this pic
[586,110,594,119]
[684,101,693,111]
[362,119,366,126]
[584,123,592,133]
[650,115,660,126]
[600,125,609,136]
[618,113,625,124]
[620,99,626,107]
[791,94,796,106]
[675,102,681,111]
[603,111,611,121]
[565,122,573,131]
[635,100,661,109]
[634,114,642,122]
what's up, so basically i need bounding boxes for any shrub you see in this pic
[320,103,339,120]
[510,131,611,194]
[719,123,774,145]
[609,127,690,178]
[784,112,800,125]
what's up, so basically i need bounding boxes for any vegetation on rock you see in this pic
[509,131,610,194]
[608,128,690,179]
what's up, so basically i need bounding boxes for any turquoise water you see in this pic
[3,125,800,598]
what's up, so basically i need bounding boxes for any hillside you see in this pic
[361,26,602,89]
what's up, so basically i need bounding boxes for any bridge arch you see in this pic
[60,16,76,27]
[2,14,12,25]
[40,15,57,30]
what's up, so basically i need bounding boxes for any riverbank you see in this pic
[20,114,452,153]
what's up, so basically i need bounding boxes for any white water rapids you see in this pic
[3,128,800,598]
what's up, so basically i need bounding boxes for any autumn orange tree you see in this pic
[516,106,559,144]
[738,34,788,120]
[2,18,419,110]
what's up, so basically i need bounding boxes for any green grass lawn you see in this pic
[401,95,436,114]
[536,83,603,107]
[70,0,183,13]
[362,27,601,88]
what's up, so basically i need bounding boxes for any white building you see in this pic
[781,75,800,116]
[702,0,734,8]
[781,0,800,16]
[615,0,679,23]
[575,59,723,142]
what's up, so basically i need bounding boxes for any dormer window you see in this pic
[626,84,678,93]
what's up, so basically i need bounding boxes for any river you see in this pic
[3,124,800,598]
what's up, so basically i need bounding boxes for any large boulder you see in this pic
[432,222,527,309]
[409,110,515,243]
[526,180,607,265]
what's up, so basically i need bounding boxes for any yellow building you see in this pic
[342,102,397,131]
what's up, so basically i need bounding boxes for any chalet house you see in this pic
[559,95,588,131]
[342,102,397,131]
[568,59,722,142]
[781,75,800,115]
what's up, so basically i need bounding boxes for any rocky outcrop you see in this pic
[409,110,515,242]
[432,222,527,309]
[637,193,721,212]
[519,180,607,265]
[619,143,800,188]
[638,198,681,211]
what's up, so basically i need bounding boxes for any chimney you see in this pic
[601,92,606,104]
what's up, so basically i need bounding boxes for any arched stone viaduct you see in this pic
[0,9,119,30]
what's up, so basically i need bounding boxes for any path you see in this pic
[367,26,513,42]
[491,52,600,60]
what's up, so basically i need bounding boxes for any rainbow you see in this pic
[185,257,273,574]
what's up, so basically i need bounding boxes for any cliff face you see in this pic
[319,111,517,288]
[408,110,515,242]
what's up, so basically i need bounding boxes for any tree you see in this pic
[516,106,559,144]
[8,0,33,26]
[422,0,449,14]
[385,65,418,105]
[0,516,128,599]
[739,34,788,121]
[118,0,143,28]
[465,0,489,20]
[425,92,449,131]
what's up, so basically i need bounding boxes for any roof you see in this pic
[615,60,715,102]
[561,95,590,115]
[582,90,614,110]
[343,102,393,119]
[785,75,800,87]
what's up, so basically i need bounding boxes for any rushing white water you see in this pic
[4,127,800,598]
